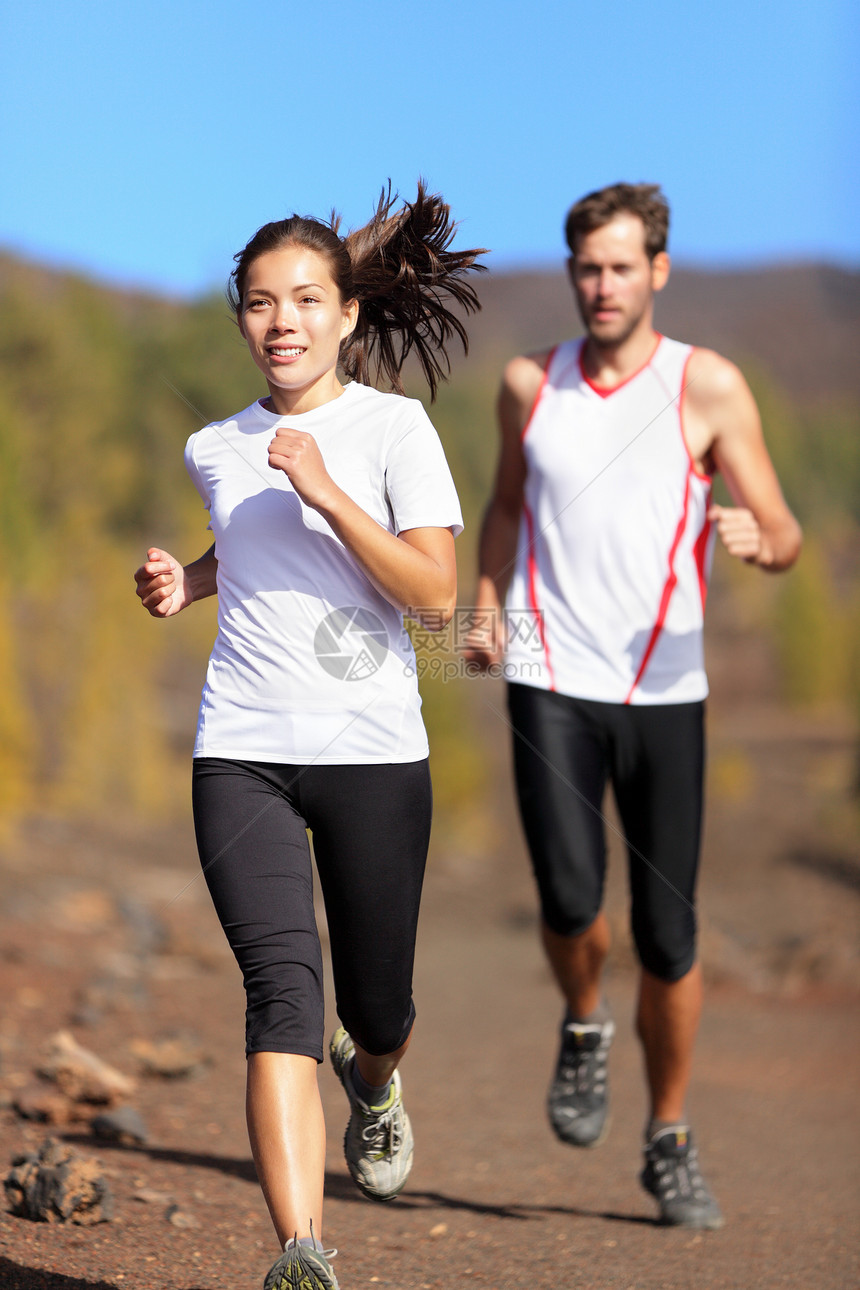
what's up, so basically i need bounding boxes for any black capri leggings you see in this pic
[191,757,432,1061]
[507,684,705,982]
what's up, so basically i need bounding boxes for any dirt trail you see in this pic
[0,696,858,1288]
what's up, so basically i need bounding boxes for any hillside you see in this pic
[0,249,857,837]
[2,250,857,404]
[457,262,860,404]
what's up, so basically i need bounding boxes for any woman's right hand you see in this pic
[134,547,192,617]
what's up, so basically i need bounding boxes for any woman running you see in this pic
[134,184,484,1290]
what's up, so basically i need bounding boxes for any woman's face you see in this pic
[238,244,358,415]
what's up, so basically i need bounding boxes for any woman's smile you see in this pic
[238,244,357,414]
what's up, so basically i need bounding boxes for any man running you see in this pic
[466,183,801,1229]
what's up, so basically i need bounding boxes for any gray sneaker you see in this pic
[547,1012,615,1147]
[329,1027,414,1202]
[263,1235,339,1290]
[641,1126,724,1229]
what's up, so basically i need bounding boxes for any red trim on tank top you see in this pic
[522,500,556,691]
[578,334,663,399]
[520,347,557,443]
[693,490,714,611]
[678,347,713,483]
[624,468,691,704]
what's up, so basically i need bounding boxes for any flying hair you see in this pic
[228,182,488,400]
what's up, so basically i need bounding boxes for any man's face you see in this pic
[569,213,668,347]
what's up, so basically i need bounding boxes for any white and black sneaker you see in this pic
[547,1012,615,1147]
[641,1126,724,1229]
[329,1027,414,1202]
[263,1233,339,1290]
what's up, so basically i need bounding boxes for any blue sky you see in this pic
[1,0,856,297]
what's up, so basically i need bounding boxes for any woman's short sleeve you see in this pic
[184,431,211,510]
[384,402,463,537]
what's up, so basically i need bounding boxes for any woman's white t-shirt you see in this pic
[184,381,463,764]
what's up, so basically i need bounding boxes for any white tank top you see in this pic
[504,336,715,705]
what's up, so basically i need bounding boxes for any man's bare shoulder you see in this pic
[500,350,552,421]
[683,346,763,465]
[503,350,552,394]
[685,346,751,407]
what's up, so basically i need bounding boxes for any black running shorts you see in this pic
[191,758,432,1060]
[506,684,705,982]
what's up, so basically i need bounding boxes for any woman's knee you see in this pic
[337,997,416,1058]
[244,958,325,1060]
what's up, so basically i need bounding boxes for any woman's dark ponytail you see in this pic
[229,183,487,400]
[342,182,487,399]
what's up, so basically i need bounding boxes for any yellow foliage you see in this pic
[774,537,851,708]
[0,573,36,832]
[50,543,184,815]
[709,747,755,804]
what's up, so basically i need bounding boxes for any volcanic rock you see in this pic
[4,1137,114,1225]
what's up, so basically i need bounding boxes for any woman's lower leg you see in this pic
[246,1051,326,1247]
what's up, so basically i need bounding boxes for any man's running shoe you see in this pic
[329,1027,414,1202]
[263,1235,339,1290]
[640,1125,724,1229]
[547,1012,615,1147]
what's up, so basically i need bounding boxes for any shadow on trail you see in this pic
[785,846,860,894]
[60,1133,257,1183]
[0,1265,209,1290]
[0,1257,122,1290]
[59,1136,657,1229]
[324,1171,657,1226]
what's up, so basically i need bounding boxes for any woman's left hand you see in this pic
[268,428,336,511]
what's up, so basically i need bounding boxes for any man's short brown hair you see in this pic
[565,183,670,260]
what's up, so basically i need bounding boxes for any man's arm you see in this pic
[684,349,802,571]
[464,352,547,667]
